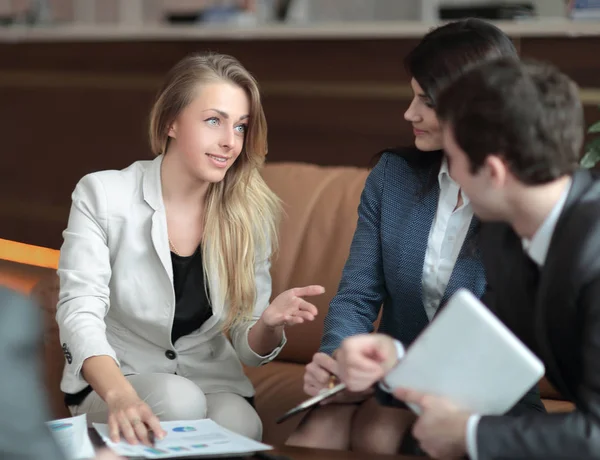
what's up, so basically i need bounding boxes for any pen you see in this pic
[327,374,338,389]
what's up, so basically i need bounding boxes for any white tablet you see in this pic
[383,288,545,415]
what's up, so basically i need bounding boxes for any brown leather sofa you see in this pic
[31,162,574,447]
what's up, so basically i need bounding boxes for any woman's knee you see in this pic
[222,405,262,441]
[205,394,262,441]
[128,374,207,421]
[350,398,415,454]
[285,404,358,449]
[236,407,263,441]
[214,402,262,441]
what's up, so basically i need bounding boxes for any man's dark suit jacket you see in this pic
[0,287,65,460]
[477,169,600,459]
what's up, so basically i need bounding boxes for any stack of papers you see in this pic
[93,419,272,458]
[46,414,96,460]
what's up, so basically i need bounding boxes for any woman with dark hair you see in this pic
[286,19,544,454]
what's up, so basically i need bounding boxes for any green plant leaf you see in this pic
[580,138,600,169]
[589,121,600,133]
[588,136,600,151]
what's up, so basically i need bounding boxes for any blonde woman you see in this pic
[56,53,324,447]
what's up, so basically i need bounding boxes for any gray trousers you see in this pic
[70,373,262,440]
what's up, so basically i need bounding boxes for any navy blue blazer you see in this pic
[320,150,487,355]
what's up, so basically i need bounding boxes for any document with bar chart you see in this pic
[93,419,272,458]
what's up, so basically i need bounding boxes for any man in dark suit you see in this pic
[0,287,119,460]
[333,58,600,459]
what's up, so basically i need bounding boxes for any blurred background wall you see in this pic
[1,0,599,279]
[0,1,573,23]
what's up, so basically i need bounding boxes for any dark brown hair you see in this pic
[405,18,517,106]
[437,58,584,184]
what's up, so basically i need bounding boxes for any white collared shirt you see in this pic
[466,178,572,460]
[421,158,474,320]
[380,160,471,394]
[521,179,572,266]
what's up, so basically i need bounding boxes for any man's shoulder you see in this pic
[477,222,521,275]
[479,221,515,245]
[564,184,600,279]
[564,172,600,240]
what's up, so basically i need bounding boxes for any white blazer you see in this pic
[56,155,285,398]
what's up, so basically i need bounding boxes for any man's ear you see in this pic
[486,154,509,188]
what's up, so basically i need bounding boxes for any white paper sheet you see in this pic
[93,419,272,458]
[46,414,96,460]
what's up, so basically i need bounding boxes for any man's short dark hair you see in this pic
[437,57,584,184]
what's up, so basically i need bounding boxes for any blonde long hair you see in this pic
[149,53,281,331]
